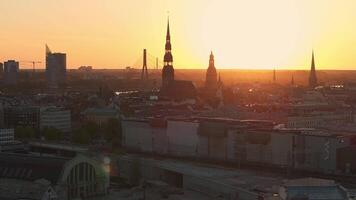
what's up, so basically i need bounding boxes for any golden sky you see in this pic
[0,0,355,70]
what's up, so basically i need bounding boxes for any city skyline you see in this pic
[1,0,356,70]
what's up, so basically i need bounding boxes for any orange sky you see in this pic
[0,0,356,70]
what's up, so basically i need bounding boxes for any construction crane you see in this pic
[20,60,42,74]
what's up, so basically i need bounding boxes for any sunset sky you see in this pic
[0,0,355,70]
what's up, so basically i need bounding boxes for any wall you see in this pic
[166,120,199,157]
[227,130,293,167]
[152,127,168,155]
[122,120,153,152]
[294,135,350,173]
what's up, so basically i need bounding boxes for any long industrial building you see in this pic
[121,117,356,176]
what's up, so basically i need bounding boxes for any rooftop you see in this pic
[0,153,69,184]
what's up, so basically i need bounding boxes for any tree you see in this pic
[15,126,36,139]
[72,128,91,145]
[83,121,99,139]
[71,121,100,144]
[103,118,121,142]
[43,127,62,141]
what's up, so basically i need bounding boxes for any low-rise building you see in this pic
[279,177,349,200]
[121,116,356,176]
[83,107,119,126]
[167,119,199,157]
[0,153,109,200]
[122,118,167,154]
[0,178,58,200]
[40,106,71,133]
[4,106,40,129]
[0,128,14,145]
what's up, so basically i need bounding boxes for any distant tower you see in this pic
[4,60,19,85]
[218,72,223,87]
[156,57,159,70]
[205,51,218,90]
[216,72,224,107]
[309,51,317,88]
[141,49,148,81]
[291,74,295,85]
[273,68,276,83]
[0,63,3,74]
[162,18,174,88]
[46,44,67,88]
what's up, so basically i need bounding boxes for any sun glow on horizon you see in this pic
[0,0,356,70]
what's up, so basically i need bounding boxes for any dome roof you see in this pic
[164,53,173,62]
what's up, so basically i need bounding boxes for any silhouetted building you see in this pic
[78,66,93,71]
[162,19,174,88]
[291,74,295,86]
[3,60,19,85]
[161,80,197,100]
[46,45,66,88]
[309,51,317,88]
[4,106,40,129]
[141,49,148,81]
[160,18,196,100]
[205,51,218,92]
[0,153,109,200]
[273,68,276,83]
[0,63,3,74]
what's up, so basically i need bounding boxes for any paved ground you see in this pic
[92,189,214,200]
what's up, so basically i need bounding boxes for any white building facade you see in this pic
[0,128,14,144]
[40,107,71,133]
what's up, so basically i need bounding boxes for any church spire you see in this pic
[162,17,174,88]
[209,51,215,68]
[205,51,218,90]
[291,74,294,85]
[166,18,170,41]
[309,50,317,88]
[311,50,315,70]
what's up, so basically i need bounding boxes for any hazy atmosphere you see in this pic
[1,0,356,69]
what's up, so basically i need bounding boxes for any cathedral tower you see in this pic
[162,19,174,88]
[309,51,317,88]
[205,51,218,90]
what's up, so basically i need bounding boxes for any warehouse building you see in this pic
[0,153,109,200]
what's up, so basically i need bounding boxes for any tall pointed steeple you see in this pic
[218,72,223,86]
[309,50,317,88]
[166,18,170,41]
[162,17,174,88]
[209,51,214,67]
[291,74,295,85]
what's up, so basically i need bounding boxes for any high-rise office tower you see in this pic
[46,45,66,88]
[4,60,19,85]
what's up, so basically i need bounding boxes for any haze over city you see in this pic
[1,0,356,69]
[2,1,356,200]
